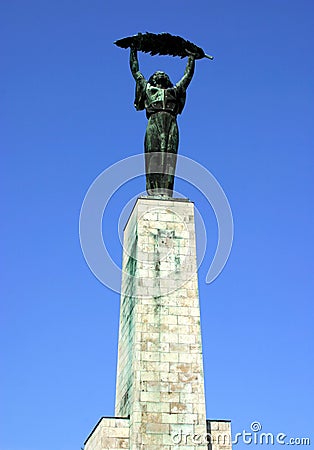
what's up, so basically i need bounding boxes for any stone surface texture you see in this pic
[84,417,129,450]
[207,420,232,450]
[84,197,232,450]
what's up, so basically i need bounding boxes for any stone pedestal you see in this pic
[84,197,232,450]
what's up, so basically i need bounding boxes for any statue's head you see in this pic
[149,71,173,88]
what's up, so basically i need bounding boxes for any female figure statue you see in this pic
[130,47,195,196]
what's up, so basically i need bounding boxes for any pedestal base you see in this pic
[84,197,232,450]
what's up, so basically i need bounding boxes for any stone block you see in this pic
[160,352,179,363]
[178,333,196,344]
[146,422,170,434]
[160,391,180,403]
[140,391,160,402]
[140,371,160,382]
[162,412,178,424]
[160,332,179,343]
[170,402,192,414]
[146,401,171,413]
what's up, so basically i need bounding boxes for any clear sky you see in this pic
[1,1,314,449]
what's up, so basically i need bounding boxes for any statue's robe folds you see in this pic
[134,74,187,196]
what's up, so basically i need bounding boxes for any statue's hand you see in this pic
[185,48,197,58]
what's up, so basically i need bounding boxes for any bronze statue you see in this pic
[130,47,195,196]
[115,33,213,196]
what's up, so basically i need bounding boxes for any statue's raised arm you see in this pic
[130,48,147,112]
[130,47,145,82]
[176,55,195,91]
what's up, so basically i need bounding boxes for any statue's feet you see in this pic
[147,188,173,198]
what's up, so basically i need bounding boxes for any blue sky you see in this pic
[1,1,314,449]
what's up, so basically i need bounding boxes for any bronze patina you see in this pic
[115,33,213,196]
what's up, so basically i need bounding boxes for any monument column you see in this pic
[115,196,207,449]
[83,196,232,450]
